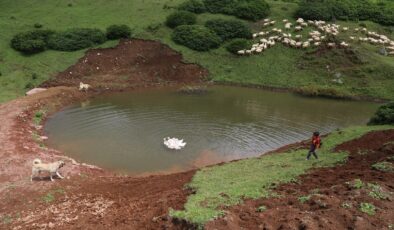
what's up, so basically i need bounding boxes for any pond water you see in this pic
[44,86,378,174]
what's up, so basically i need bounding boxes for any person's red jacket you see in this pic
[312,136,321,148]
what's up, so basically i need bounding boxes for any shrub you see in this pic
[11,30,54,54]
[205,19,252,41]
[368,102,394,125]
[48,28,106,51]
[178,0,206,14]
[203,0,236,14]
[295,0,394,26]
[295,2,333,21]
[166,11,197,28]
[34,23,43,28]
[232,0,270,21]
[371,161,394,172]
[226,38,251,54]
[172,25,221,51]
[106,24,132,39]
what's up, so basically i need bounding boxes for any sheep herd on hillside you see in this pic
[237,18,394,56]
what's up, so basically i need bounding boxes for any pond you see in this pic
[44,86,378,174]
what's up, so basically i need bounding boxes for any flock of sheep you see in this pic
[237,18,394,56]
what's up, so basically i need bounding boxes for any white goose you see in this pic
[163,137,186,150]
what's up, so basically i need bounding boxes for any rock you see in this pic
[25,88,47,96]
[40,136,48,140]
[48,222,55,228]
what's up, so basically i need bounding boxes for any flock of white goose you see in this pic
[237,18,394,56]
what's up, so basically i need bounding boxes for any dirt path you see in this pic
[206,130,394,230]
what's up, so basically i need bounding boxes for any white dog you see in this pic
[31,159,65,182]
[79,82,91,91]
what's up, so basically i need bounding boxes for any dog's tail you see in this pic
[33,158,41,165]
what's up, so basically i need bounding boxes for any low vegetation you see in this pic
[371,161,394,172]
[106,24,132,40]
[226,38,252,54]
[202,0,270,21]
[172,25,221,51]
[178,0,206,14]
[47,28,106,51]
[11,30,54,54]
[359,202,376,216]
[170,125,393,226]
[368,102,394,125]
[205,19,252,41]
[295,0,394,26]
[166,11,197,28]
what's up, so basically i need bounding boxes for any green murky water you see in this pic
[45,86,378,174]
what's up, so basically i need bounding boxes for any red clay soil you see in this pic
[0,39,207,229]
[41,39,208,89]
[206,130,394,230]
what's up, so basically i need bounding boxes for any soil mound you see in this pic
[41,39,208,89]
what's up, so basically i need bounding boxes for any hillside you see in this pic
[1,0,394,103]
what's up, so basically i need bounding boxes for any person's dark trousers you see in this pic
[307,144,318,160]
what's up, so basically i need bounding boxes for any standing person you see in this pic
[307,131,321,160]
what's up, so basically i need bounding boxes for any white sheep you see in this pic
[296,18,304,24]
[237,50,245,55]
[314,42,321,46]
[327,43,336,48]
[302,41,310,48]
[295,26,302,31]
[79,82,91,91]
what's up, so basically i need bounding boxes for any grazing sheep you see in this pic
[300,22,308,27]
[349,36,355,40]
[314,42,321,46]
[388,51,394,56]
[237,50,245,55]
[295,26,302,31]
[302,41,310,48]
[340,41,349,48]
[253,33,258,38]
[296,18,304,24]
[270,21,276,25]
[295,34,302,40]
[283,19,288,23]
[342,27,348,31]
[327,43,336,48]
[263,18,270,22]
[285,23,292,29]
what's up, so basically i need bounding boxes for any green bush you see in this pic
[106,24,132,39]
[166,11,197,28]
[295,2,333,21]
[295,0,394,26]
[232,0,270,21]
[368,102,394,125]
[172,25,221,51]
[203,0,235,14]
[202,0,270,21]
[178,0,206,14]
[205,19,251,41]
[11,30,54,54]
[226,38,251,54]
[48,28,106,51]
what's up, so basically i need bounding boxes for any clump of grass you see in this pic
[33,110,46,125]
[256,205,267,212]
[341,202,352,209]
[371,161,394,172]
[1,215,12,224]
[346,178,364,189]
[41,188,65,203]
[357,149,370,155]
[298,195,311,203]
[367,183,390,200]
[359,202,376,216]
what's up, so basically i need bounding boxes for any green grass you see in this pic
[170,125,393,226]
[1,0,394,103]
[371,161,394,172]
[346,178,364,189]
[359,202,376,216]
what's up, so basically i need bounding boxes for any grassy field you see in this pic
[170,125,394,226]
[0,0,394,103]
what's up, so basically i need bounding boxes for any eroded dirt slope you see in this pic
[206,130,394,230]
